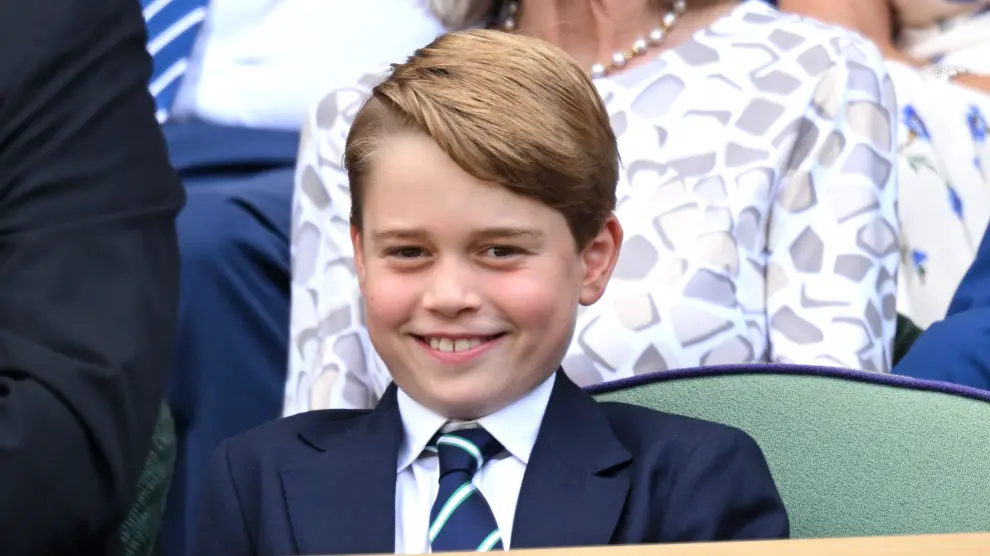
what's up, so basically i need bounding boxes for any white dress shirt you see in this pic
[172,0,446,130]
[394,373,556,554]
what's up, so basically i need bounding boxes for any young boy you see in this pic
[192,30,789,555]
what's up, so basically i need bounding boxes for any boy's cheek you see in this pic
[363,279,417,325]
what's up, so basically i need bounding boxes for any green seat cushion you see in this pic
[587,365,990,539]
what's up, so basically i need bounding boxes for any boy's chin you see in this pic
[422,378,507,419]
[404,373,523,420]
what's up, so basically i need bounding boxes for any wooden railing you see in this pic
[342,533,990,555]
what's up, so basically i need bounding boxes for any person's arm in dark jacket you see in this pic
[0,0,185,552]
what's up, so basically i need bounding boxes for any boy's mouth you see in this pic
[414,334,506,353]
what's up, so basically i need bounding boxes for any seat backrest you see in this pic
[587,365,990,539]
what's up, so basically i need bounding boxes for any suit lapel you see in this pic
[511,372,633,549]
[281,386,402,555]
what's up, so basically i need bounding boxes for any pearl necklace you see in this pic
[500,0,687,79]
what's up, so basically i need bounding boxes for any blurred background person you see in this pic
[777,0,990,328]
[285,0,900,416]
[0,0,184,553]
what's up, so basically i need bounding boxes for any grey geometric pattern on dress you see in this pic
[283,1,900,415]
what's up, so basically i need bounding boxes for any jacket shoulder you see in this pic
[597,401,757,457]
[223,409,373,466]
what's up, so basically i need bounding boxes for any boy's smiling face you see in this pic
[352,132,622,420]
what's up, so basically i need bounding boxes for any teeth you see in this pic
[426,337,486,352]
[455,338,481,351]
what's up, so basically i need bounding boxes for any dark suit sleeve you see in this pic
[658,429,790,541]
[894,309,990,391]
[0,0,184,552]
[192,440,255,556]
[947,222,990,315]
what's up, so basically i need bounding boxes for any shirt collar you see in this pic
[396,389,448,473]
[396,372,556,473]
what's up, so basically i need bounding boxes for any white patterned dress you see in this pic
[283,0,899,415]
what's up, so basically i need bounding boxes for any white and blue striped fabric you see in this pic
[141,0,208,123]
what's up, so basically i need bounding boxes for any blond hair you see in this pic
[344,29,619,249]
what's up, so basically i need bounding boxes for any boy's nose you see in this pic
[421,260,483,317]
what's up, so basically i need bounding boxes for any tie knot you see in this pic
[430,427,503,477]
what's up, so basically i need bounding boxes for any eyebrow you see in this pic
[474,227,545,241]
[369,227,545,243]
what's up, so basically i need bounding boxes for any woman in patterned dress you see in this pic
[778,0,990,328]
[283,0,900,415]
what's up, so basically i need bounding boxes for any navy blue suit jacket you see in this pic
[192,372,789,555]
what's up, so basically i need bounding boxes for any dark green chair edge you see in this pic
[119,402,177,556]
[894,313,925,366]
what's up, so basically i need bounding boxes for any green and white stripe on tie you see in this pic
[429,482,477,542]
[477,530,502,551]
[436,434,484,472]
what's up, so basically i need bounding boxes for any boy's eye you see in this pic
[386,246,426,259]
[484,245,522,258]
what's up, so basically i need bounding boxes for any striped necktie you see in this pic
[141,0,208,123]
[428,428,505,552]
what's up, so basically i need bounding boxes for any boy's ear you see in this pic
[578,214,623,306]
[351,225,367,284]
